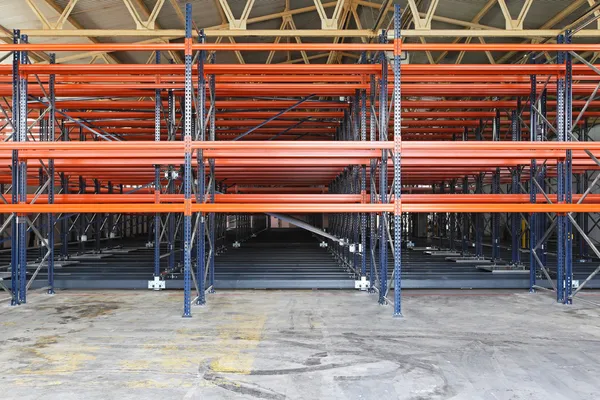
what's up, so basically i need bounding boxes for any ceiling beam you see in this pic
[496,0,589,63]
[313,0,345,29]
[218,0,256,30]
[42,0,120,64]
[407,0,439,30]
[134,0,180,63]
[13,28,600,38]
[436,0,496,64]
[122,0,166,30]
[497,0,534,30]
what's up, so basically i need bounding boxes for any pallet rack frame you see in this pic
[0,4,600,315]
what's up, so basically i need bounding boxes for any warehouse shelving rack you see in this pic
[1,4,600,316]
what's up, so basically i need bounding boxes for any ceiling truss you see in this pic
[6,0,600,66]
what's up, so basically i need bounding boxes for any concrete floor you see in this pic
[1,290,599,400]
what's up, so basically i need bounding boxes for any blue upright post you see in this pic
[564,31,573,304]
[491,110,500,261]
[511,110,521,266]
[392,5,402,317]
[107,181,114,245]
[60,170,69,258]
[18,35,28,304]
[10,29,20,305]
[352,93,360,275]
[94,179,101,252]
[461,177,469,255]
[556,34,565,303]
[47,53,56,294]
[208,55,216,293]
[196,30,206,305]
[368,73,377,291]
[579,120,589,260]
[378,32,388,305]
[449,179,456,251]
[475,121,483,259]
[461,127,469,256]
[182,2,193,317]
[475,175,483,258]
[154,51,162,278]
[360,86,367,279]
[538,90,547,268]
[153,168,161,277]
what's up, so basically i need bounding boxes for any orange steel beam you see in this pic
[17,110,597,120]
[11,194,600,204]
[4,63,600,77]
[4,83,600,97]
[4,99,599,111]
[0,203,599,214]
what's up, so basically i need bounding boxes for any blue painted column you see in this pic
[182,2,193,317]
[47,53,56,294]
[491,110,500,261]
[368,73,377,291]
[17,35,28,303]
[564,31,573,304]
[556,34,565,303]
[392,5,402,317]
[360,87,367,278]
[511,110,521,265]
[10,30,20,305]
[154,51,162,278]
[196,30,207,306]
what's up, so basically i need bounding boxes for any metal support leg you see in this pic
[182,3,193,317]
[393,7,402,317]
[47,53,56,294]
[378,33,388,305]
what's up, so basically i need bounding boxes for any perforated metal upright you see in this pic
[208,55,216,293]
[511,109,521,266]
[368,72,377,291]
[17,33,29,303]
[46,53,56,294]
[392,5,402,317]
[153,51,162,279]
[359,84,367,279]
[182,2,193,317]
[564,31,573,304]
[10,29,20,305]
[491,110,500,261]
[556,34,566,303]
[474,120,483,259]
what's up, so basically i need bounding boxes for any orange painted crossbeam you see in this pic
[5,99,599,111]
[6,63,600,77]
[0,203,599,214]
[0,86,596,98]
[10,63,571,75]
[11,194,600,204]
[17,110,596,120]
